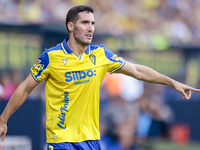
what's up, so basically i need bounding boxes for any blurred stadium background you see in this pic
[0,0,200,150]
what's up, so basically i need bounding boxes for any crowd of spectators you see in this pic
[0,70,45,101]
[1,0,200,48]
[0,70,24,100]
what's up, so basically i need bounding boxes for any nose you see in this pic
[87,23,94,32]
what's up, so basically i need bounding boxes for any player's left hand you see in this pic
[173,82,200,100]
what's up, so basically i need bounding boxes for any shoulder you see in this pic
[39,43,62,62]
[89,44,114,55]
[41,43,63,58]
[45,43,62,53]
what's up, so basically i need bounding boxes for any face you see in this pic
[72,12,95,46]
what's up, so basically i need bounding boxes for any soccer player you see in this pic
[0,5,200,150]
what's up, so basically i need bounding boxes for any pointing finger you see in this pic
[189,87,200,92]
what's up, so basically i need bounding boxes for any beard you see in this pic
[73,26,93,47]
[74,36,91,46]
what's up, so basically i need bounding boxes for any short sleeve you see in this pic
[104,46,125,74]
[31,50,50,82]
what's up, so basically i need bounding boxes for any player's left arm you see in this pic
[116,61,200,100]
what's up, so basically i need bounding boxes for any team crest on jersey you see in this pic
[89,54,96,65]
[62,58,68,65]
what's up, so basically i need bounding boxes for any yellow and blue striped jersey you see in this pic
[31,37,125,143]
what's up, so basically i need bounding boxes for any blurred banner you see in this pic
[0,25,42,73]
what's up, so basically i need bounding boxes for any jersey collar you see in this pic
[61,37,90,54]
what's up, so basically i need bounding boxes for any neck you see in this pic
[67,37,87,56]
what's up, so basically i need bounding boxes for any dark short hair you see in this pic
[66,5,94,31]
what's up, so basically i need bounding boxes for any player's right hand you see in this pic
[0,116,7,148]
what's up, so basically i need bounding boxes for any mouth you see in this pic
[85,33,92,39]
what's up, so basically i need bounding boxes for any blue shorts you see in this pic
[47,140,101,150]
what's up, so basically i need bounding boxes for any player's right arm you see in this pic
[0,74,39,144]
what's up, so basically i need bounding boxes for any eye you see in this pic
[82,21,88,24]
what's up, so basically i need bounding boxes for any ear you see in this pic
[67,22,74,32]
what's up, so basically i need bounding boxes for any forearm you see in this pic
[117,62,177,87]
[0,83,30,123]
[134,64,176,86]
